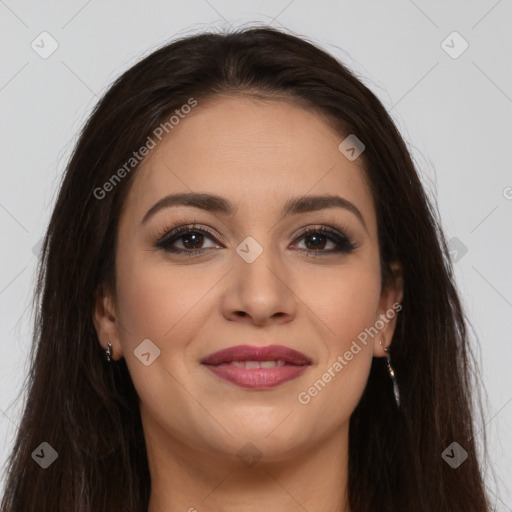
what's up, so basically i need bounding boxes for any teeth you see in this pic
[227,360,287,369]
[260,360,279,369]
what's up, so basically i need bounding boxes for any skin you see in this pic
[93,95,403,512]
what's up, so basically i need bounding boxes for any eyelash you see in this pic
[153,222,359,258]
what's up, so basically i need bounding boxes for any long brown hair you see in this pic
[0,25,494,511]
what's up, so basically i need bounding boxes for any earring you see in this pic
[380,337,400,408]
[105,340,113,363]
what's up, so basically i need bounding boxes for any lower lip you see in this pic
[203,363,310,389]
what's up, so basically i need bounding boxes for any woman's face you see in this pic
[94,95,402,465]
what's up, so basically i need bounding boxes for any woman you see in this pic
[0,26,493,511]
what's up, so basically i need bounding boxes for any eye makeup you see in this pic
[151,217,360,259]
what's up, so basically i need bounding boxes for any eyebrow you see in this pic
[140,192,368,231]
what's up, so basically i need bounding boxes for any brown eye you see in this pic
[155,224,357,258]
[174,231,205,250]
[292,227,357,255]
[155,224,221,255]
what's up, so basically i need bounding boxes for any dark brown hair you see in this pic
[0,25,494,511]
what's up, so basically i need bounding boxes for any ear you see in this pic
[92,284,123,361]
[373,261,404,358]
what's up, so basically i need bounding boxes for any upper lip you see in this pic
[201,344,312,366]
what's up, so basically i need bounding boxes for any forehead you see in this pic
[123,95,375,229]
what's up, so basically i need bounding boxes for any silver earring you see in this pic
[105,341,112,363]
[381,338,400,408]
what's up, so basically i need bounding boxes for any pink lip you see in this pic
[201,344,311,389]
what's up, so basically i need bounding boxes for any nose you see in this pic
[220,242,297,327]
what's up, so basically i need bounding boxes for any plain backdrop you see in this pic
[0,0,511,509]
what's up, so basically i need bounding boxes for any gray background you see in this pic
[0,0,511,509]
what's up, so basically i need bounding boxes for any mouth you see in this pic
[200,344,312,389]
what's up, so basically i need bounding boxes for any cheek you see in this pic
[296,344,372,435]
[293,258,381,339]
[115,244,382,347]
[292,262,380,411]
[113,252,214,412]
[115,250,218,343]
